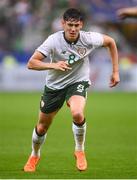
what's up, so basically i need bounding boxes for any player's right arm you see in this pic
[27,51,71,71]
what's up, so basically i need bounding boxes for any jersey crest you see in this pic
[77,47,87,57]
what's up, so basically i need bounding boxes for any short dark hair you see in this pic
[63,8,84,22]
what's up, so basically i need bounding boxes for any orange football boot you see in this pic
[24,156,40,172]
[74,151,87,171]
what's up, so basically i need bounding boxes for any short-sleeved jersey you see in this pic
[37,30,104,90]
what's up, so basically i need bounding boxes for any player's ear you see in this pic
[80,21,83,29]
[61,19,65,28]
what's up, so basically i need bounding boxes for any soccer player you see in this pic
[117,7,137,19]
[23,8,120,172]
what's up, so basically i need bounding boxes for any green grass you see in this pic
[0,92,137,179]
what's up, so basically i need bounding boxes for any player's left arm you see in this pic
[103,35,120,88]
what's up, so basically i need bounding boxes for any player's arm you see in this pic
[27,51,71,71]
[103,35,120,88]
[117,7,137,19]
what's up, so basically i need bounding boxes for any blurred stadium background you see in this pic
[0,0,137,179]
[0,0,137,91]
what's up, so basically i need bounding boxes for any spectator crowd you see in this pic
[0,0,137,58]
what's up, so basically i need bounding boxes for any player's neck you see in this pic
[63,32,79,45]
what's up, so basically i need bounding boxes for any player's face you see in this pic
[62,20,83,42]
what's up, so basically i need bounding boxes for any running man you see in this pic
[23,8,120,172]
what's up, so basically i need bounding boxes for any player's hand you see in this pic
[109,72,120,88]
[52,61,72,71]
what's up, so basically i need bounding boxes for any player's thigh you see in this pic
[40,85,66,114]
[37,110,59,132]
[67,95,86,111]
[38,110,59,124]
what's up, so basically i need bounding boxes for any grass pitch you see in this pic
[0,91,137,179]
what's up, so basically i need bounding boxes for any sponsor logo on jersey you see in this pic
[61,51,66,54]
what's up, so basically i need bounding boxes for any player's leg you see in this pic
[24,86,66,172]
[24,110,58,172]
[68,95,87,171]
[66,82,89,171]
[31,110,59,157]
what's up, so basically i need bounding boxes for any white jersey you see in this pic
[37,30,104,90]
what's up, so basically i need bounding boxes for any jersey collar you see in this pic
[63,32,79,45]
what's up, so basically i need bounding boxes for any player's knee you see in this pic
[37,123,47,135]
[71,110,84,123]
